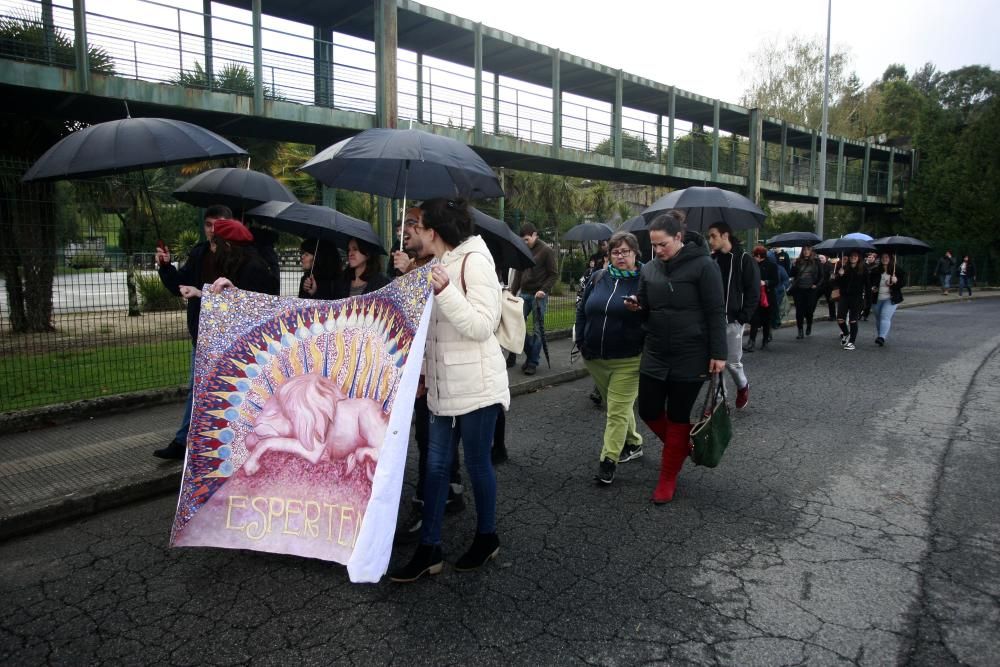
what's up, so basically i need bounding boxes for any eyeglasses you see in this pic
[610,249,633,257]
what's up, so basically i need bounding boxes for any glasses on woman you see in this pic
[610,249,633,258]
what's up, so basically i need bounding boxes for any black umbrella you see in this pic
[765,231,822,248]
[563,222,614,242]
[619,214,648,233]
[642,186,766,233]
[469,208,534,271]
[872,236,931,255]
[22,117,247,183]
[174,167,296,215]
[813,238,876,256]
[300,128,503,201]
[246,201,386,255]
[534,300,551,369]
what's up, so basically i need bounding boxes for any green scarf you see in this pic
[608,262,641,279]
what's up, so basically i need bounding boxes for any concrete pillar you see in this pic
[252,0,263,112]
[711,100,720,180]
[808,130,817,196]
[313,26,333,107]
[551,49,561,157]
[202,0,214,89]
[474,23,483,143]
[613,70,623,168]
[416,53,423,123]
[862,141,871,202]
[374,0,398,129]
[667,88,675,175]
[72,0,88,92]
[778,122,788,191]
[747,108,762,206]
[886,150,895,201]
[493,74,500,135]
[42,0,55,65]
[656,113,662,165]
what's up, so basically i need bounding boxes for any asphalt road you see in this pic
[2,300,998,666]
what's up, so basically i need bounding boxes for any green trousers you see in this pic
[584,355,643,463]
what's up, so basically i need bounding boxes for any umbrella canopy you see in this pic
[563,222,614,242]
[765,231,822,248]
[22,117,247,183]
[813,237,876,256]
[245,201,386,255]
[174,167,297,214]
[842,232,874,241]
[300,128,503,200]
[619,214,648,233]
[469,208,534,271]
[641,186,766,233]
[872,235,931,255]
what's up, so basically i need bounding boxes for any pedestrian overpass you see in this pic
[0,0,910,210]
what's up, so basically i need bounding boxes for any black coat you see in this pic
[713,247,760,324]
[757,257,779,307]
[332,271,391,299]
[574,268,644,360]
[637,239,727,382]
[835,263,869,305]
[158,241,213,342]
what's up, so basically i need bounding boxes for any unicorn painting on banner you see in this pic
[169,266,434,583]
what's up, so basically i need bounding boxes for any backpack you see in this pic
[460,253,526,354]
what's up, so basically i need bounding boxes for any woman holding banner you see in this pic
[390,198,510,583]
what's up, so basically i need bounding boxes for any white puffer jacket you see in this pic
[425,235,511,417]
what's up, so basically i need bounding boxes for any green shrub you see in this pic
[136,273,184,312]
[174,229,202,263]
[70,251,103,269]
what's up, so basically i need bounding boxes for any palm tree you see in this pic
[507,170,580,278]
[0,13,114,332]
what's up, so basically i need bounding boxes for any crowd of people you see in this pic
[152,203,951,582]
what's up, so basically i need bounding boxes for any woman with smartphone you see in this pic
[574,231,645,485]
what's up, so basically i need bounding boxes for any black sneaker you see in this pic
[875,336,885,346]
[394,505,423,544]
[619,443,644,463]
[595,457,616,485]
[445,483,466,514]
[522,363,537,376]
[840,333,848,346]
[491,445,509,465]
[389,544,444,582]
[589,386,602,406]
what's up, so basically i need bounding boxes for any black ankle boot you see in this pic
[389,544,443,582]
[455,532,500,571]
[805,322,812,336]
[491,444,509,465]
[153,439,186,460]
[796,327,804,340]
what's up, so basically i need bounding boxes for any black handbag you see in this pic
[690,374,732,468]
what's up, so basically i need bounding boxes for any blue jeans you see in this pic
[421,404,501,545]
[959,275,973,296]
[174,346,197,444]
[520,292,547,366]
[873,299,898,340]
[941,273,952,290]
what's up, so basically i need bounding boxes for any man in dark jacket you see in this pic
[153,204,230,459]
[510,223,558,375]
[707,222,759,410]
[935,250,955,294]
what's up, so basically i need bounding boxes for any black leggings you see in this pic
[793,288,820,329]
[749,304,771,343]
[637,374,705,424]
[837,298,863,343]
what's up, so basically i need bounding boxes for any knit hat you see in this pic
[212,218,254,244]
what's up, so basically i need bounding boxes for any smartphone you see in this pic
[623,295,638,304]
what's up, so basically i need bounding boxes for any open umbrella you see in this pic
[22,117,246,183]
[174,167,297,215]
[765,231,822,248]
[534,300,551,369]
[872,236,931,255]
[300,128,503,201]
[642,186,766,233]
[813,237,876,256]
[246,201,386,255]
[619,214,648,233]
[843,232,874,241]
[564,222,614,242]
[469,208,534,271]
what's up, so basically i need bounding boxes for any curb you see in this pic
[1,386,189,435]
[0,365,590,542]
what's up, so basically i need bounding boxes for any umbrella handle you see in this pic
[398,160,410,252]
[139,169,161,238]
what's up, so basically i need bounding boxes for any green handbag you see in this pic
[690,374,732,468]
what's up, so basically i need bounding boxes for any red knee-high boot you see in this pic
[651,419,692,504]
[642,413,670,446]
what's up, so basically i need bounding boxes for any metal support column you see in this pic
[667,88,676,175]
[808,131,817,196]
[313,26,333,107]
[72,0,88,92]
[656,114,662,165]
[374,0,398,251]
[474,23,483,144]
[836,140,845,197]
[886,150,894,201]
[42,0,55,65]
[493,74,500,135]
[416,53,423,123]
[747,108,762,207]
[551,49,561,157]
[202,0,214,89]
[862,141,871,202]
[711,100,720,180]
[778,122,787,191]
[251,0,263,112]
[613,70,623,168]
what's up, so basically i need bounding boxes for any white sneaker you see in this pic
[843,342,856,350]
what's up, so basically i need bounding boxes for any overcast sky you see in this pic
[420,0,999,105]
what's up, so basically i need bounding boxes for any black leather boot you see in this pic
[796,327,804,340]
[455,532,500,571]
[153,439,186,460]
[389,544,444,582]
